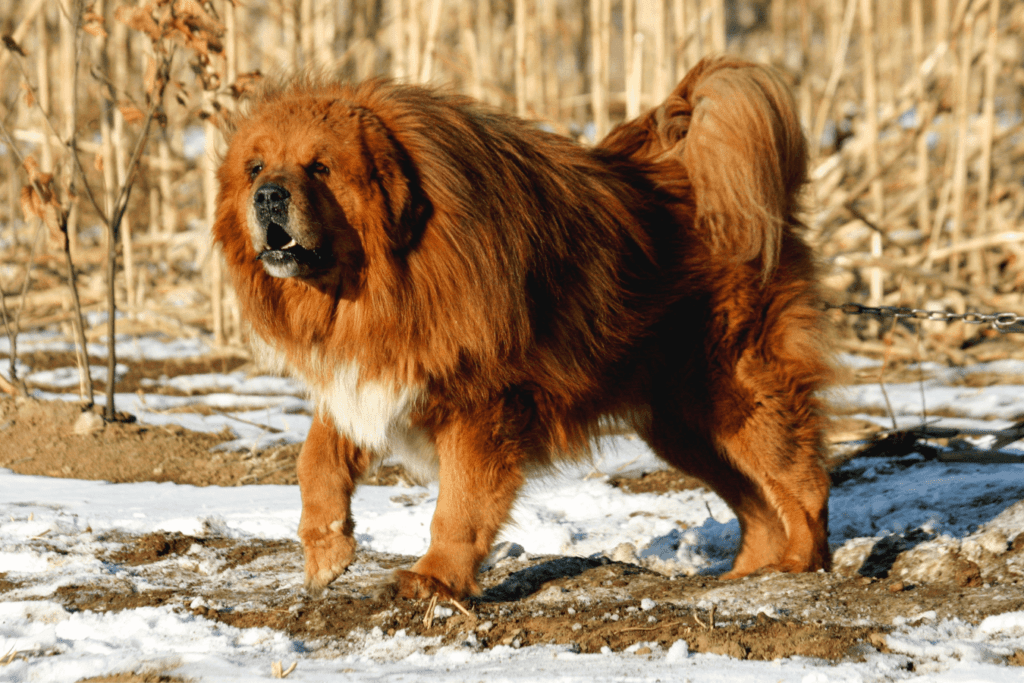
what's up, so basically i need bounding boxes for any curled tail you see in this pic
[601,56,807,276]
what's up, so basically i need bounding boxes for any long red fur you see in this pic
[214,56,834,600]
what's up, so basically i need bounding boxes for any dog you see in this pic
[213,56,833,600]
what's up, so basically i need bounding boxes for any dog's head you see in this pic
[217,83,429,297]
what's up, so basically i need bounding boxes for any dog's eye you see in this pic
[248,163,263,181]
[308,162,329,177]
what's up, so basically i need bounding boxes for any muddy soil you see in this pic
[0,396,300,486]
[9,527,1024,665]
[1,384,1024,667]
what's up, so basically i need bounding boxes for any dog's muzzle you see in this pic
[253,183,325,278]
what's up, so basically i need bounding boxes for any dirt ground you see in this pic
[2,371,1024,667]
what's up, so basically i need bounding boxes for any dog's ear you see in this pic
[358,113,432,253]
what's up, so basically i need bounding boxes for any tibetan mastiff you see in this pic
[214,57,833,600]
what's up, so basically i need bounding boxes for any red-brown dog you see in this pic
[214,56,833,600]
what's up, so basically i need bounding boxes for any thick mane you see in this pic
[218,79,681,408]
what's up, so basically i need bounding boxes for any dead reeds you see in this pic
[1,0,1023,403]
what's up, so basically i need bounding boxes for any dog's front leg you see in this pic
[394,414,525,600]
[297,412,371,595]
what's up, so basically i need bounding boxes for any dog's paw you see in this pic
[720,555,827,581]
[392,569,458,600]
[300,520,356,596]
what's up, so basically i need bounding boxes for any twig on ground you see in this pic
[449,598,474,619]
[207,407,284,434]
[270,660,296,678]
[694,604,716,630]
[989,419,1024,451]
[423,593,439,628]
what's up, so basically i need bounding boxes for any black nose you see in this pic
[254,183,290,224]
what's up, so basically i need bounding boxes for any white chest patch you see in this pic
[250,335,430,456]
[316,360,425,453]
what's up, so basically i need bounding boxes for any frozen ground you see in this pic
[1,334,1024,682]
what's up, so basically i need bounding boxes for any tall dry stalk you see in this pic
[476,0,493,104]
[859,0,884,306]
[281,0,297,69]
[811,0,857,158]
[95,0,127,410]
[59,0,80,263]
[35,11,53,172]
[772,0,787,62]
[0,220,43,398]
[111,16,138,311]
[710,0,725,53]
[975,0,1000,280]
[459,2,482,100]
[315,0,335,68]
[625,0,642,120]
[419,0,443,83]
[672,0,687,80]
[949,11,973,277]
[408,0,421,83]
[205,113,223,344]
[515,0,528,116]
[826,0,842,56]
[910,0,930,236]
[541,0,559,122]
[391,0,407,79]
[524,0,542,115]
[589,0,610,140]
[936,0,950,42]
[0,0,47,81]
[158,138,175,242]
[798,0,811,126]
[300,0,313,63]
[1,5,94,404]
[653,0,667,101]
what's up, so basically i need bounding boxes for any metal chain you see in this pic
[825,302,1024,334]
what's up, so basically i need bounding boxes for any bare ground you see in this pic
[1,387,1024,666]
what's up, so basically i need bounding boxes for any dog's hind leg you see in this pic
[298,412,373,595]
[640,413,789,575]
[641,376,830,579]
[711,347,832,577]
[712,390,831,579]
[394,413,525,600]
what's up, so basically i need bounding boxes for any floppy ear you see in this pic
[358,113,432,253]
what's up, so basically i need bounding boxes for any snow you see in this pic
[2,332,1024,681]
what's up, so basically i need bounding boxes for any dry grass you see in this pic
[1,0,1023,397]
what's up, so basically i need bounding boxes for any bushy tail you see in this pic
[601,56,807,276]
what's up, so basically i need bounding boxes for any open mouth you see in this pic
[257,222,325,278]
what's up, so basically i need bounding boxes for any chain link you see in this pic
[825,302,1024,333]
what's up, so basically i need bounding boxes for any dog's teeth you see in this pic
[282,239,297,250]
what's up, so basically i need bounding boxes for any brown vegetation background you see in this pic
[2,0,1023,404]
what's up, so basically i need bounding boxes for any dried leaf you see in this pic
[22,157,56,205]
[166,0,225,56]
[20,81,35,108]
[118,101,146,125]
[231,71,263,98]
[20,157,67,249]
[83,9,108,40]
[2,35,27,56]
[93,151,104,173]
[115,5,161,42]
[143,55,158,96]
